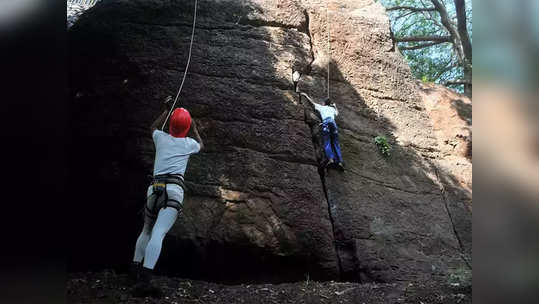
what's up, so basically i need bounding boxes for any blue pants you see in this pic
[321,118,343,163]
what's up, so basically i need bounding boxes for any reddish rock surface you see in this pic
[418,81,472,192]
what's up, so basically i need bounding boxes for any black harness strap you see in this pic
[145,205,158,220]
[144,174,186,220]
[165,199,183,213]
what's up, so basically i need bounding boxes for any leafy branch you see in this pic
[374,136,392,158]
[381,0,472,96]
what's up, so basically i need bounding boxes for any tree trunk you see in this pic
[454,0,472,62]
[463,64,472,97]
[454,0,472,98]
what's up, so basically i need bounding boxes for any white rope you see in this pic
[326,1,330,99]
[161,0,198,130]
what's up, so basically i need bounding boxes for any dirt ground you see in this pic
[67,270,471,304]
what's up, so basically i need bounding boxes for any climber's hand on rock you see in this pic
[163,95,173,110]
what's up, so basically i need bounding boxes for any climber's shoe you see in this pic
[131,268,163,298]
[128,262,142,285]
[337,162,345,172]
[326,158,335,168]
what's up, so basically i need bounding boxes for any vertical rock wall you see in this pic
[68,0,471,283]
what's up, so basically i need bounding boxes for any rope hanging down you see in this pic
[327,1,330,99]
[161,0,198,130]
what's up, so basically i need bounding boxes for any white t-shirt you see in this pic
[313,103,339,120]
[152,130,201,176]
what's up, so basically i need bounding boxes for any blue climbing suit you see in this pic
[321,117,343,163]
[311,100,343,164]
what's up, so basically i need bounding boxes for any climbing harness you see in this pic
[145,174,187,220]
[161,0,198,130]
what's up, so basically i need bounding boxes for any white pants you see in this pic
[133,184,184,269]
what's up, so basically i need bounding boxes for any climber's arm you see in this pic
[333,103,339,116]
[190,119,204,151]
[300,92,318,112]
[151,96,173,133]
[311,101,322,114]
[151,109,169,133]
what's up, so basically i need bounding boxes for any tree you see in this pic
[381,0,472,97]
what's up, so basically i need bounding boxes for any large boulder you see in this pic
[297,0,471,282]
[68,0,471,283]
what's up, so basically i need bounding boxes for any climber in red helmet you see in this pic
[130,96,203,298]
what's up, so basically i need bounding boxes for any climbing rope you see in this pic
[161,0,198,130]
[327,1,330,99]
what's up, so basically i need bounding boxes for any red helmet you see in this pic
[169,108,191,138]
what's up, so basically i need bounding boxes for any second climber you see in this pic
[307,97,344,171]
[130,96,204,297]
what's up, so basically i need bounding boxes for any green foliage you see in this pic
[374,136,392,158]
[379,0,472,93]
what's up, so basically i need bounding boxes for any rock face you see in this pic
[297,0,472,282]
[418,81,472,192]
[67,1,100,28]
[68,0,472,283]
[417,81,472,260]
